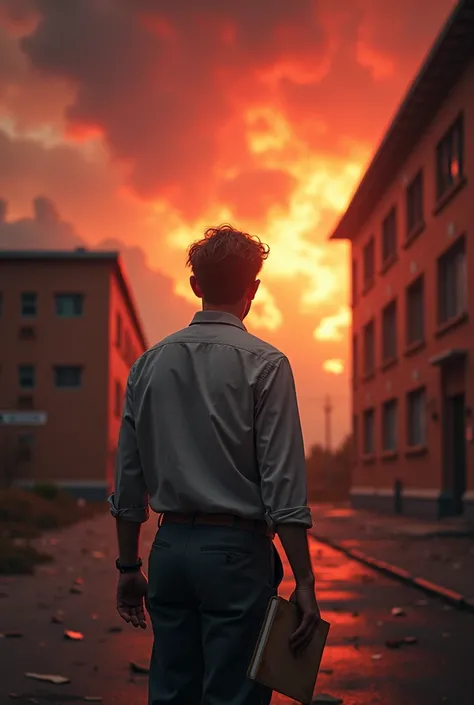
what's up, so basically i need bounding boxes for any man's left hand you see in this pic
[117,570,148,629]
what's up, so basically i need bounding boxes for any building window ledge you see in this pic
[405,445,427,458]
[362,454,376,465]
[380,356,398,372]
[380,253,398,276]
[381,450,398,461]
[403,221,425,249]
[433,176,467,216]
[362,371,376,383]
[362,279,375,296]
[435,311,468,338]
[404,339,425,357]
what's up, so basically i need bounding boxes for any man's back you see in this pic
[129,310,307,525]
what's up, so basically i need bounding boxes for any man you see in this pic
[109,224,320,705]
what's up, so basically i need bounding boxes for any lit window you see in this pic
[436,115,464,200]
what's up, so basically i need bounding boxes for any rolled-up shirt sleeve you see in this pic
[255,355,312,529]
[108,365,149,523]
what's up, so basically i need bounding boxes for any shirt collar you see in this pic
[189,310,247,331]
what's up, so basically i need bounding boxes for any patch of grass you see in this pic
[0,487,107,575]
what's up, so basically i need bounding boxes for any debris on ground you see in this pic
[51,610,65,624]
[385,639,403,649]
[8,693,20,699]
[319,668,334,675]
[74,577,84,585]
[371,653,382,660]
[130,661,150,674]
[91,550,105,559]
[70,585,83,595]
[312,694,343,704]
[90,613,99,620]
[0,591,8,598]
[24,672,70,685]
[108,626,122,633]
[403,636,418,645]
[415,599,428,606]
[391,607,405,617]
[84,697,102,702]
[64,629,84,640]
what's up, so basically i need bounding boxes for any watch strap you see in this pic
[116,557,142,573]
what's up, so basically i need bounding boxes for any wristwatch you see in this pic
[116,557,143,573]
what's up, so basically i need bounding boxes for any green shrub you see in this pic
[32,483,61,501]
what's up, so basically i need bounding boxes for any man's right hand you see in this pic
[289,579,321,656]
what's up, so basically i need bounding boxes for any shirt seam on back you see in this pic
[138,339,284,367]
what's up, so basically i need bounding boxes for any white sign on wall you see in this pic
[0,411,47,426]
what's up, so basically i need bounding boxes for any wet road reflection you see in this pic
[1,518,472,704]
[271,536,473,705]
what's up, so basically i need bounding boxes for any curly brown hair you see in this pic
[186,224,270,305]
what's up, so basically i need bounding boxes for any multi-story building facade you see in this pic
[330,0,474,520]
[0,249,148,499]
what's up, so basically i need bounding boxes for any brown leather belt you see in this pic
[161,512,273,537]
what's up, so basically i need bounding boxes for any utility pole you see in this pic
[324,395,333,488]
[324,395,333,453]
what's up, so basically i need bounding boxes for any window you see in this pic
[382,399,397,452]
[351,259,358,306]
[406,170,424,234]
[18,395,34,409]
[18,364,35,389]
[436,115,464,200]
[438,237,466,325]
[18,326,36,341]
[54,365,82,389]
[352,334,358,384]
[382,300,397,361]
[406,276,424,346]
[363,238,375,291]
[407,387,426,447]
[114,380,123,418]
[381,207,397,264]
[363,320,375,377]
[115,312,122,348]
[55,293,84,317]
[363,408,375,455]
[21,292,37,317]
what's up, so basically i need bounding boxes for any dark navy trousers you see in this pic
[146,522,283,705]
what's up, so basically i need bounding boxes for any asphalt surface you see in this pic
[0,514,473,705]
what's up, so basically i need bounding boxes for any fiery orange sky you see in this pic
[0,0,455,450]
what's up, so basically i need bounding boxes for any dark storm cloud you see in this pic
[6,0,328,218]
[0,195,194,342]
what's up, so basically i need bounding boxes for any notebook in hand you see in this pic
[247,596,330,704]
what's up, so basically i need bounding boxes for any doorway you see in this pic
[443,393,466,516]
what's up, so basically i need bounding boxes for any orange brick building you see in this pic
[330,1,474,520]
[0,249,148,500]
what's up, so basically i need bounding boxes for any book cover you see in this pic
[248,596,330,704]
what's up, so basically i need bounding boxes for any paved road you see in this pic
[0,514,473,705]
